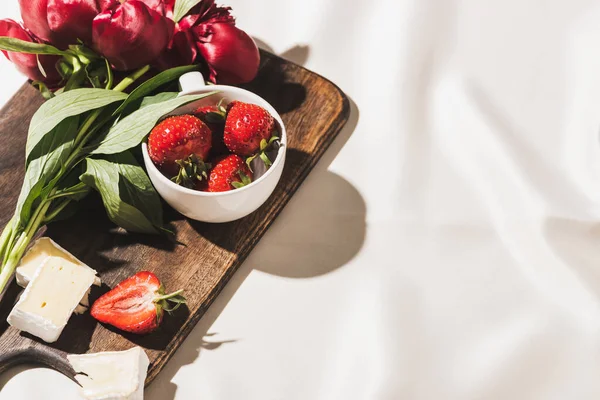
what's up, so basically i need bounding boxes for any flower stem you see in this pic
[0,216,15,263]
[46,182,88,201]
[75,110,102,146]
[3,217,20,265]
[42,198,71,224]
[113,65,150,93]
[0,200,51,297]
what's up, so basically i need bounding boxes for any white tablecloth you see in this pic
[3,0,600,398]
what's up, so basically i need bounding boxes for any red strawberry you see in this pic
[207,154,253,192]
[90,271,185,335]
[148,115,212,186]
[195,104,228,157]
[224,101,276,156]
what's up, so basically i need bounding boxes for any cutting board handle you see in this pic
[0,346,75,381]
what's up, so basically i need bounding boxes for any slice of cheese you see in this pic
[68,347,150,400]
[16,237,100,287]
[15,238,100,315]
[7,256,98,343]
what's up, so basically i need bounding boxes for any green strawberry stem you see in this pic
[231,171,253,189]
[0,65,151,298]
[154,289,185,302]
[155,288,186,313]
[172,155,210,188]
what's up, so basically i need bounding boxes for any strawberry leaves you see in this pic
[246,135,280,170]
[154,288,186,313]
[230,171,252,189]
[172,155,211,188]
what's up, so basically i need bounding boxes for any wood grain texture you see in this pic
[0,50,349,385]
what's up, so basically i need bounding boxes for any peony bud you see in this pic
[92,0,174,71]
[18,0,115,48]
[0,19,61,84]
[194,22,259,84]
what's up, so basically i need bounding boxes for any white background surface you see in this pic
[2,0,600,399]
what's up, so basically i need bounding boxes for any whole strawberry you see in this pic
[207,154,253,192]
[91,271,185,335]
[224,101,276,156]
[148,115,212,186]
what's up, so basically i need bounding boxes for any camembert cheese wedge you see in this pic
[7,256,98,342]
[16,237,79,287]
[16,237,101,286]
[68,347,150,400]
[15,237,101,314]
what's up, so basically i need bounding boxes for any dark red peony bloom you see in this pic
[156,0,259,84]
[18,0,116,48]
[92,0,174,71]
[138,0,175,18]
[6,0,257,81]
[0,19,61,84]
[195,22,260,84]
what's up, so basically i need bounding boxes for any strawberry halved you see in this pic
[90,271,185,335]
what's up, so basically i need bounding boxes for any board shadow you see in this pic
[241,48,307,115]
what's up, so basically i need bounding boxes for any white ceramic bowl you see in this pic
[141,72,287,223]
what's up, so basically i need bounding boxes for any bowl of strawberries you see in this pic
[141,72,287,223]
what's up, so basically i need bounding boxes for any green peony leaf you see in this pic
[112,64,198,117]
[16,116,80,226]
[27,89,127,161]
[139,92,178,109]
[0,37,68,56]
[80,152,163,234]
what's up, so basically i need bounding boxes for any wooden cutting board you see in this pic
[0,50,349,384]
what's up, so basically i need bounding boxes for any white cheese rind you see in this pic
[7,256,98,343]
[68,347,150,400]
